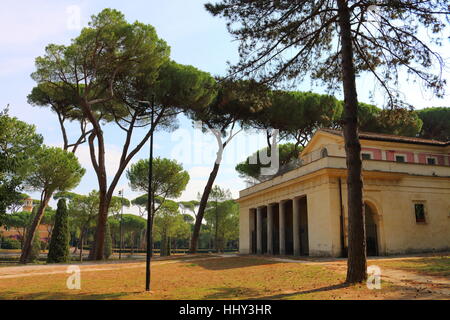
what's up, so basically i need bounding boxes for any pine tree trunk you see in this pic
[337,0,367,283]
[189,162,220,253]
[167,236,171,256]
[79,231,84,262]
[19,192,51,264]
[215,205,219,253]
[93,192,110,260]
[161,231,167,257]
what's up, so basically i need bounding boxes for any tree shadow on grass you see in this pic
[190,256,280,271]
[203,287,261,299]
[252,283,351,300]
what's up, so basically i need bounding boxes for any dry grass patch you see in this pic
[0,256,409,300]
[374,255,450,277]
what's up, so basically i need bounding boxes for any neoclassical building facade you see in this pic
[237,129,450,257]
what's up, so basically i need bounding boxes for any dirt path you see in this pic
[0,255,236,280]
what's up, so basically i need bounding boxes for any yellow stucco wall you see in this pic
[238,131,450,257]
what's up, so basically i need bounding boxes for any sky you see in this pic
[1,1,449,214]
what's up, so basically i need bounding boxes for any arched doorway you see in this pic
[365,202,379,256]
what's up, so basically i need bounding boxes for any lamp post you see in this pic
[138,96,155,292]
[118,189,124,260]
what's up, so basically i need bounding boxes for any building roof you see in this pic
[319,128,450,147]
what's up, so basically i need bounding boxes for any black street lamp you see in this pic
[138,96,155,292]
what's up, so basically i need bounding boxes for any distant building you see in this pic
[22,198,33,213]
[0,199,50,243]
[238,129,450,257]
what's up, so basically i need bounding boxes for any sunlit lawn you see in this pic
[0,256,408,300]
[375,255,450,277]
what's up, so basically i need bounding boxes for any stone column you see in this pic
[256,207,263,254]
[267,204,273,254]
[293,198,300,256]
[279,201,286,255]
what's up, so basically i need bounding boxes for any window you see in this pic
[362,153,372,160]
[414,203,426,223]
[395,155,406,163]
[427,157,436,165]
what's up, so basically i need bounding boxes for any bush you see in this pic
[0,237,21,249]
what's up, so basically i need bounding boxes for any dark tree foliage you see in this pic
[27,83,91,153]
[235,143,303,183]
[245,91,342,148]
[0,108,43,223]
[47,199,70,263]
[356,103,422,136]
[417,107,450,141]
[205,0,449,283]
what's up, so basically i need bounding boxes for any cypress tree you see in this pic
[47,199,70,263]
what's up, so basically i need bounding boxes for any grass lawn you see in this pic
[375,255,450,277]
[0,255,411,300]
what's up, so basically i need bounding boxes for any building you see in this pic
[22,198,34,213]
[237,129,450,257]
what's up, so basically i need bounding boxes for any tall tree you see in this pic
[205,0,449,283]
[204,186,232,252]
[19,147,85,263]
[153,200,185,256]
[47,199,70,263]
[0,109,43,222]
[205,198,240,252]
[30,9,215,259]
[186,79,270,253]
[30,9,169,260]
[114,214,146,254]
[127,157,190,214]
[61,190,99,261]
[127,157,190,257]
